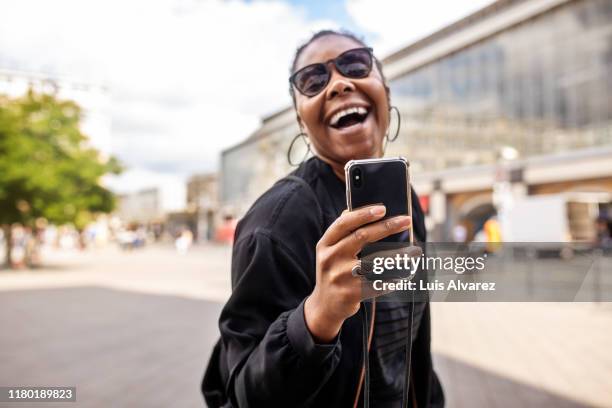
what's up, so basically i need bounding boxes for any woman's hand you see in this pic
[304,205,411,343]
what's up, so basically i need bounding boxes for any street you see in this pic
[0,244,611,407]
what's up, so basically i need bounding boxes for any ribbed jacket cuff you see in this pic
[286,298,341,364]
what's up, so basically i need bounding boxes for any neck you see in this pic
[331,165,346,182]
[316,149,384,183]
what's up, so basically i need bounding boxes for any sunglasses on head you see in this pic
[290,47,374,97]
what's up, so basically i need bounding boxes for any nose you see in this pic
[325,65,355,100]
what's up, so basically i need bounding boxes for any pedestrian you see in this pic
[452,223,468,243]
[483,216,502,254]
[175,228,193,255]
[203,30,444,407]
[215,215,237,244]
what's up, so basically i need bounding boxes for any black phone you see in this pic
[345,157,413,244]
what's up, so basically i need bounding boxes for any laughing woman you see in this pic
[203,30,444,408]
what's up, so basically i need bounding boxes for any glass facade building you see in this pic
[221,0,612,215]
[387,0,612,171]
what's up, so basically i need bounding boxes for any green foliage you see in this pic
[0,89,122,230]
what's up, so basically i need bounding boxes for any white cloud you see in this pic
[1,0,497,211]
[346,0,496,56]
[0,0,336,209]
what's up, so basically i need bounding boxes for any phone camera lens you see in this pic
[353,167,362,188]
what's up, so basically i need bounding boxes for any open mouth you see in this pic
[329,106,370,130]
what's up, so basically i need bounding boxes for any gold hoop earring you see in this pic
[287,132,311,166]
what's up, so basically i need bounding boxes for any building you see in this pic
[117,188,162,225]
[220,0,612,240]
[186,173,219,241]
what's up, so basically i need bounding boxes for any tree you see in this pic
[0,89,122,268]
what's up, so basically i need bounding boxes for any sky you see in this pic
[0,0,493,210]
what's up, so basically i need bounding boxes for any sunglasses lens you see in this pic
[294,64,329,96]
[337,48,372,78]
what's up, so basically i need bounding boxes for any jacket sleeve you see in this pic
[219,229,342,407]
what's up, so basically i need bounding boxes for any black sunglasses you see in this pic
[290,47,374,97]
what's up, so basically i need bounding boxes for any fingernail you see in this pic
[370,206,386,216]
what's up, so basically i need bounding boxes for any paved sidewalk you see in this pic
[0,244,232,301]
[0,287,221,408]
[431,302,612,408]
[0,245,610,407]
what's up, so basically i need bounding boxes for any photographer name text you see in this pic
[373,279,496,292]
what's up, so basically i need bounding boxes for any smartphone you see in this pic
[345,157,413,244]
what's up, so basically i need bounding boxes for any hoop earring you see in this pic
[383,106,401,154]
[287,132,311,166]
[386,106,401,143]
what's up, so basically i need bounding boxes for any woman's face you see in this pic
[293,35,390,172]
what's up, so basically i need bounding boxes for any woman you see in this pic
[203,30,444,408]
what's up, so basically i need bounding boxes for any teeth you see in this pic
[330,106,368,127]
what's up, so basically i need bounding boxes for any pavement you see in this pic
[0,244,611,407]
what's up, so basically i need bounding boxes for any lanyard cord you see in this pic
[356,294,414,408]
[362,302,370,408]
[353,300,375,408]
[403,164,416,407]
[402,290,415,407]
[362,299,375,408]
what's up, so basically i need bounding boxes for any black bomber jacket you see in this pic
[203,156,444,408]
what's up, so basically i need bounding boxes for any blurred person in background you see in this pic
[215,215,237,244]
[0,228,4,263]
[483,215,502,254]
[10,225,27,268]
[203,30,444,407]
[451,223,468,243]
[134,225,147,248]
[595,215,612,249]
[175,228,194,255]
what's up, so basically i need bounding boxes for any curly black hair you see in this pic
[288,29,390,109]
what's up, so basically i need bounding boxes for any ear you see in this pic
[296,114,304,131]
[385,84,391,106]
